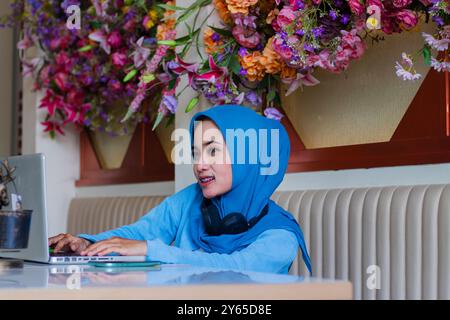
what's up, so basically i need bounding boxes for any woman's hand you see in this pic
[80,237,147,257]
[48,233,91,254]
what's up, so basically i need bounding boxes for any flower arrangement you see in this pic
[1,0,176,137]
[142,0,449,122]
[2,0,449,133]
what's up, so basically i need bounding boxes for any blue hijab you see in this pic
[189,105,311,273]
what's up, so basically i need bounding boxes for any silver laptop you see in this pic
[0,153,146,264]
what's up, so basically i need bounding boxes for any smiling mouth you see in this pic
[199,176,215,187]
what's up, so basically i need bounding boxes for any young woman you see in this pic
[49,105,311,274]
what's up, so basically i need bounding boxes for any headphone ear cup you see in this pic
[201,199,222,235]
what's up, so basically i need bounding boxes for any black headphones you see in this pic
[201,199,269,236]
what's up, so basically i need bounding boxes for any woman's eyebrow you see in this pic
[191,140,222,152]
[203,140,221,147]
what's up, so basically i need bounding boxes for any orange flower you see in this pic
[239,51,265,82]
[225,0,258,15]
[261,37,282,74]
[203,28,224,55]
[213,0,232,24]
[266,9,279,24]
[156,1,176,41]
[280,63,297,83]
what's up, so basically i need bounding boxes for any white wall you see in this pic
[0,2,13,157]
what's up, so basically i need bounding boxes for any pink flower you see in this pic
[21,57,40,78]
[396,10,418,30]
[232,26,261,49]
[17,34,33,50]
[107,31,122,48]
[272,36,295,60]
[108,79,122,91]
[54,72,70,91]
[41,121,65,135]
[276,6,297,29]
[89,30,111,54]
[131,37,151,68]
[367,0,383,7]
[393,0,412,8]
[194,56,228,85]
[39,90,65,116]
[123,20,136,32]
[112,52,127,68]
[64,103,91,126]
[285,72,320,96]
[67,90,85,106]
[348,0,365,16]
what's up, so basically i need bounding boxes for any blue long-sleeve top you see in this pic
[78,185,299,274]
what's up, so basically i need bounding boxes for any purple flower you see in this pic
[160,95,178,114]
[312,27,324,38]
[264,108,284,121]
[432,15,445,27]
[329,10,338,21]
[239,68,248,76]
[341,14,350,25]
[295,29,305,37]
[211,33,221,42]
[303,43,315,53]
[245,91,262,106]
[238,47,248,57]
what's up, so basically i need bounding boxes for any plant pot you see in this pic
[0,210,33,249]
[88,127,136,170]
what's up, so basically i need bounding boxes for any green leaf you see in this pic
[157,3,187,10]
[185,97,199,113]
[422,46,431,66]
[157,40,177,47]
[267,90,276,102]
[208,26,232,38]
[152,112,165,131]
[78,45,93,52]
[142,73,155,83]
[123,69,138,82]
[229,54,241,75]
[167,78,177,91]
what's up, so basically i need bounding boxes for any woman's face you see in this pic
[193,119,232,199]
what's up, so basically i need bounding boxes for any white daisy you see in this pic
[422,32,450,51]
[395,62,422,81]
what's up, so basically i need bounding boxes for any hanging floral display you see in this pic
[1,0,176,136]
[150,0,449,122]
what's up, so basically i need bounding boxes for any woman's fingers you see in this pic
[82,240,115,256]
[81,238,120,256]
[96,246,123,257]
[48,233,66,246]
[53,236,73,253]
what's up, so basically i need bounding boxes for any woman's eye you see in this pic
[209,148,217,157]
